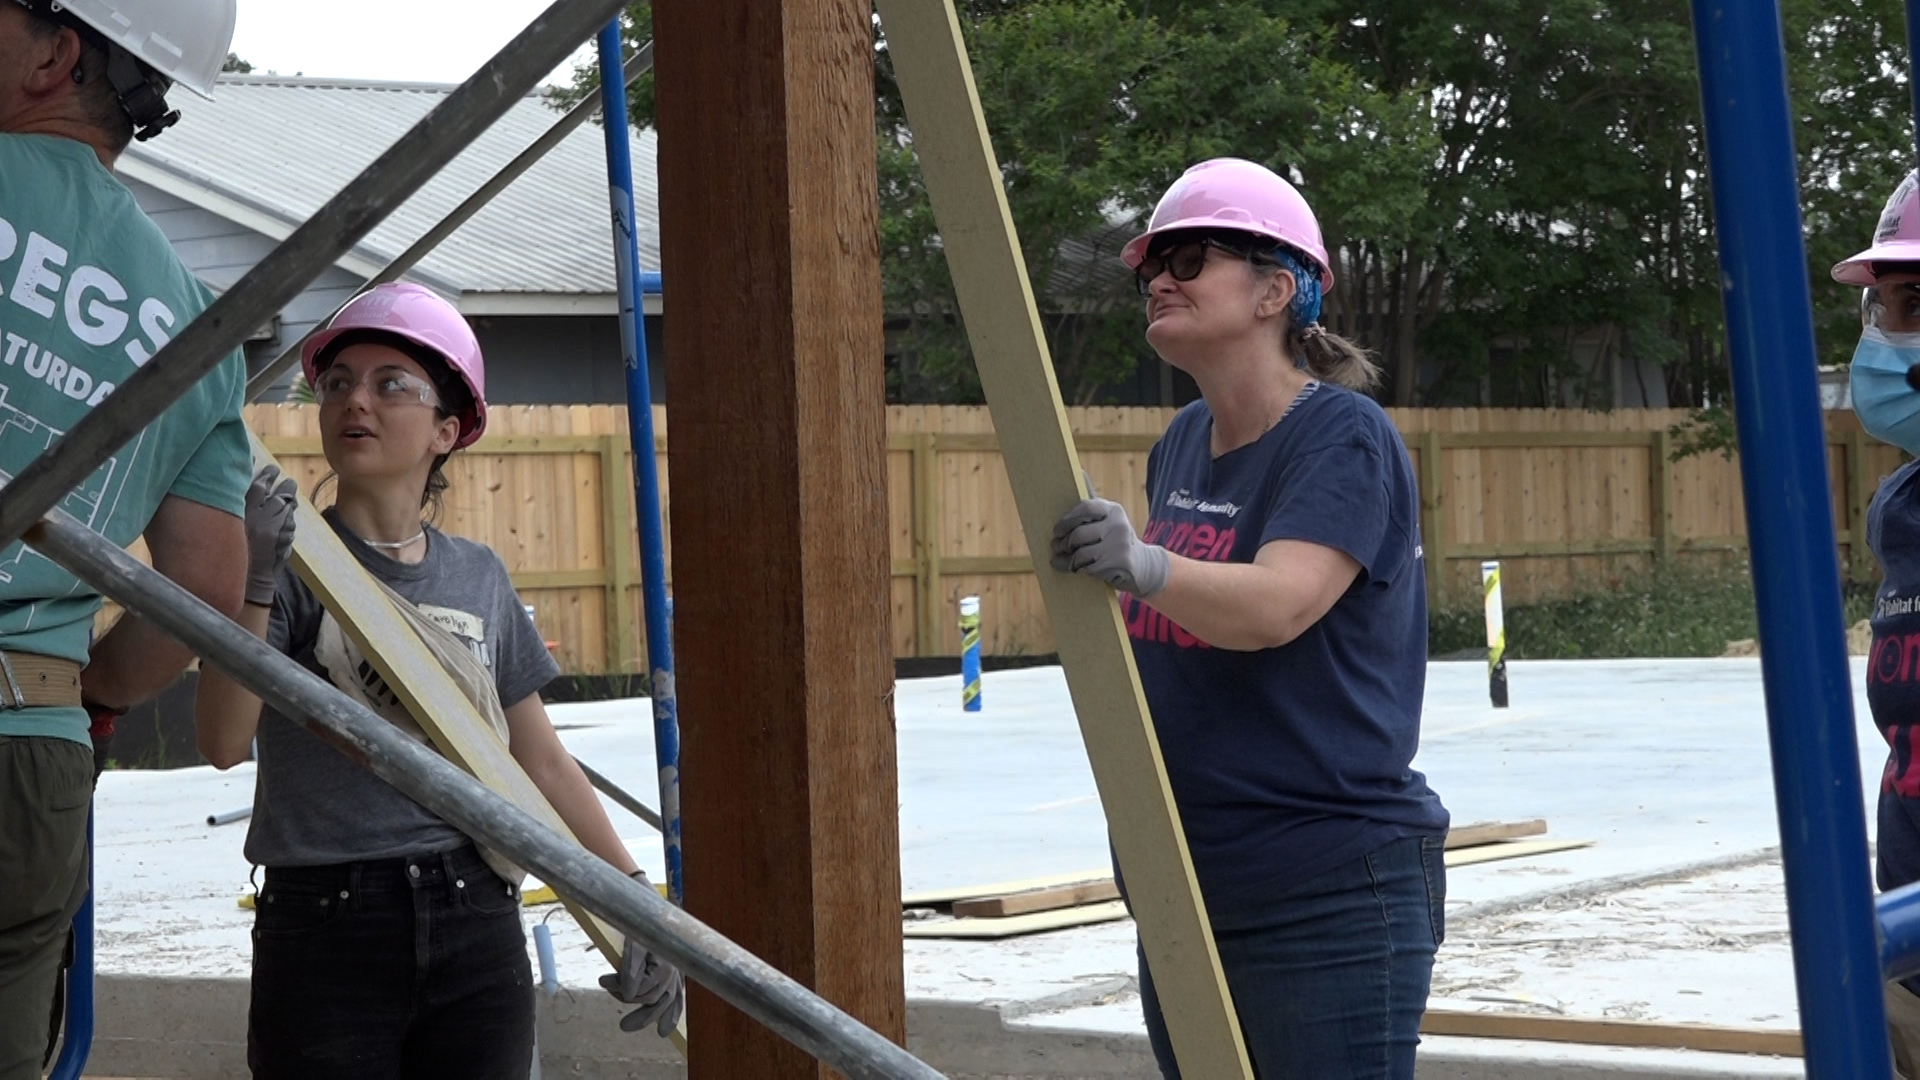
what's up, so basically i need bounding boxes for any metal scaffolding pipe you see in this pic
[21,510,942,1080]
[245,41,658,402]
[0,0,630,553]
[575,756,664,831]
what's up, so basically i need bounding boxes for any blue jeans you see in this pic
[1139,834,1446,1080]
[247,845,533,1080]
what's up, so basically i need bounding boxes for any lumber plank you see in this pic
[871,2,1251,1074]
[1419,1009,1802,1057]
[1445,818,1547,850]
[903,900,1131,940]
[902,870,1113,909]
[253,435,688,1054]
[952,879,1122,919]
[1445,839,1592,868]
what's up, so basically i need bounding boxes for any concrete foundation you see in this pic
[76,658,1858,1077]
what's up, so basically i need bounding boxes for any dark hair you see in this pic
[20,8,134,152]
[309,330,475,522]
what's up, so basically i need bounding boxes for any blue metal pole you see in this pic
[1881,881,1920,980]
[596,23,681,906]
[1689,4,1890,1074]
[48,811,93,1080]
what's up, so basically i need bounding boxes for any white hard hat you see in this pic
[45,0,237,99]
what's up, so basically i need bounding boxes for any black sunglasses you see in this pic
[1134,237,1275,296]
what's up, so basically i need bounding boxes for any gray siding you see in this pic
[126,180,361,387]
[469,315,667,406]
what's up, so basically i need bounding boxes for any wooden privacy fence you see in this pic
[241,404,1904,671]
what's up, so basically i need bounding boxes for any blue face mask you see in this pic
[1853,326,1920,455]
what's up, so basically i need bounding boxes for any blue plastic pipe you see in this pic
[596,23,681,905]
[1689,3,1890,1074]
[48,811,93,1080]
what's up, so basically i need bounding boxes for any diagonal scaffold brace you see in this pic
[0,0,633,550]
[20,506,943,1080]
[243,41,657,402]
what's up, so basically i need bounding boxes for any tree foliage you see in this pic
[561,1,1915,406]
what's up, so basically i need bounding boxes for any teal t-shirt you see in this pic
[0,134,250,746]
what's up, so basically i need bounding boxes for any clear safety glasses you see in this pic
[313,365,442,409]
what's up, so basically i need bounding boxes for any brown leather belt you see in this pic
[0,650,83,709]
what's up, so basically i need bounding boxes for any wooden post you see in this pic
[1847,429,1872,584]
[653,3,906,1077]
[913,432,943,655]
[599,434,636,673]
[874,1,1253,1074]
[1419,430,1446,606]
[1649,429,1675,565]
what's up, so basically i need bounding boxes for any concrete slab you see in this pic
[78,657,1869,1077]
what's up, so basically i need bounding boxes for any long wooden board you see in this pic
[1447,819,1547,849]
[953,879,1121,919]
[902,870,1113,909]
[1446,839,1592,868]
[1419,1009,1802,1057]
[870,3,1252,1075]
[904,900,1131,940]
[253,436,688,1053]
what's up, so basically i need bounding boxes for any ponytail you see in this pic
[1289,322,1381,391]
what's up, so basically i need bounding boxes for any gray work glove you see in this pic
[1050,497,1170,598]
[244,464,298,607]
[599,870,685,1037]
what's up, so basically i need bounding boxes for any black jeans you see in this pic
[248,845,533,1080]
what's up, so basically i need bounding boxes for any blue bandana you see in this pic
[1269,245,1324,327]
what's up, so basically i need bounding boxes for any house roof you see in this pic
[120,75,658,312]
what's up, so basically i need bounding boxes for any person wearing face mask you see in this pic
[1834,167,1920,1076]
[1050,159,1446,1080]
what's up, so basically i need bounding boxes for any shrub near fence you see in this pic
[240,404,1903,670]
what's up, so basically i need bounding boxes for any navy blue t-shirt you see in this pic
[1865,460,1920,892]
[1124,384,1448,926]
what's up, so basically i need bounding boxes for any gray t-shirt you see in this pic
[244,510,561,868]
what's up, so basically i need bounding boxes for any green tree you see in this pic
[560,1,1918,407]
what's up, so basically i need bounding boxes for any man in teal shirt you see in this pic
[0,2,249,1074]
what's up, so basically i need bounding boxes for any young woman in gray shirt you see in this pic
[195,283,680,1079]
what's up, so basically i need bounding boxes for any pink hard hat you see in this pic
[301,282,488,449]
[1835,170,1920,286]
[1120,158,1335,289]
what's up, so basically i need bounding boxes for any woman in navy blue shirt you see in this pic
[1052,158,1447,1080]
[1832,168,1920,1074]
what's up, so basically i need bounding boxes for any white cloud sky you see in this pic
[228,0,601,86]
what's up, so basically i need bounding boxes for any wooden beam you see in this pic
[1649,430,1675,565]
[901,869,1114,908]
[1419,1009,1801,1057]
[951,878,1121,919]
[1445,819,1546,850]
[252,434,688,1053]
[1444,838,1591,867]
[903,900,1130,940]
[653,2,906,1077]
[871,2,1252,1074]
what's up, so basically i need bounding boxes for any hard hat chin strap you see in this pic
[103,45,177,141]
[16,0,180,141]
